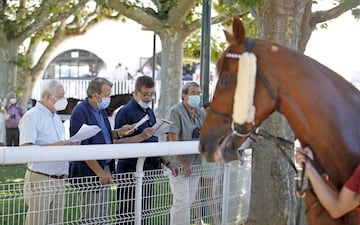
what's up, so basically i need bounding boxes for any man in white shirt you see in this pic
[19,80,78,225]
[112,63,128,81]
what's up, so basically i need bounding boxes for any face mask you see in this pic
[187,95,200,108]
[138,100,151,109]
[9,98,17,104]
[54,97,68,111]
[97,97,111,109]
[27,103,33,110]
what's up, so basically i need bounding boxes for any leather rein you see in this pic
[207,38,309,224]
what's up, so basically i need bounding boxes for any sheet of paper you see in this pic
[69,124,101,142]
[125,114,150,135]
[153,119,173,137]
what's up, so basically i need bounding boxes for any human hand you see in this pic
[168,163,180,177]
[119,124,137,136]
[98,171,113,185]
[295,146,314,168]
[141,127,155,139]
[182,163,192,177]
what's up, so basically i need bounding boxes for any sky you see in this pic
[305,10,360,82]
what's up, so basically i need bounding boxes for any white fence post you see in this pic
[135,157,145,225]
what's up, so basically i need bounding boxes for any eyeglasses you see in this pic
[138,90,156,98]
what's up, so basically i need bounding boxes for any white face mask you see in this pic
[54,97,68,111]
[138,100,151,109]
[9,98,17,104]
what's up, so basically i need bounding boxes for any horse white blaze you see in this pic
[232,52,257,125]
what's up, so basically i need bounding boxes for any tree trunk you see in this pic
[247,0,310,224]
[0,41,19,98]
[22,27,69,103]
[155,29,186,118]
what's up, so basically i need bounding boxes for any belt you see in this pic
[27,169,65,179]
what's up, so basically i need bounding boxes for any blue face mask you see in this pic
[138,100,151,109]
[97,97,111,109]
[27,103,33,110]
[187,95,200,108]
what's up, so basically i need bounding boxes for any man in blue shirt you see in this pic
[69,77,134,224]
[114,76,178,225]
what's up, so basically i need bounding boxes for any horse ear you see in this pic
[224,29,235,43]
[232,15,246,44]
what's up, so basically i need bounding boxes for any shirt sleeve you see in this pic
[344,164,360,195]
[19,112,38,145]
[70,105,89,145]
[165,107,180,135]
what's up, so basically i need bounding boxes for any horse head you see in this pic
[199,15,360,225]
[199,16,277,163]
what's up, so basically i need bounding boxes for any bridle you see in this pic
[207,38,280,137]
[207,38,309,224]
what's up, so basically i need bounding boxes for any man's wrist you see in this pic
[115,129,122,139]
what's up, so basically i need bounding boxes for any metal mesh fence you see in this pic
[1,152,251,225]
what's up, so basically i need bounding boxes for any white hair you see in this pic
[40,80,62,98]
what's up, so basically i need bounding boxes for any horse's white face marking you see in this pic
[230,52,257,125]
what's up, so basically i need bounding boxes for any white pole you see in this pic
[135,157,145,225]
[0,141,199,164]
[221,162,231,225]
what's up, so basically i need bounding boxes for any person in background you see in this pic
[112,63,128,81]
[194,102,220,225]
[295,146,360,220]
[5,91,25,146]
[27,98,37,110]
[19,80,78,225]
[114,75,178,225]
[0,99,6,146]
[165,81,205,225]
[69,77,134,224]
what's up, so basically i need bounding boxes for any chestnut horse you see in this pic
[199,17,360,225]
[57,93,133,116]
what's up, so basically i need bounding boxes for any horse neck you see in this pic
[259,49,360,186]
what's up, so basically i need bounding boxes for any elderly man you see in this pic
[19,80,76,225]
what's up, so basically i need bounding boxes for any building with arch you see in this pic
[43,49,106,80]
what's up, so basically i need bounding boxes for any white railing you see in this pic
[0,142,251,225]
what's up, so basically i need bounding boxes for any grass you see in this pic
[0,164,27,184]
[0,164,27,225]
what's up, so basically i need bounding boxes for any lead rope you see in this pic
[251,128,308,225]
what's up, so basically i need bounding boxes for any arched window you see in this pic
[43,49,106,79]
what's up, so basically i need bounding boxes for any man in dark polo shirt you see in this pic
[114,76,178,225]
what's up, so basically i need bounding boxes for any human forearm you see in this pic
[85,160,105,177]
[112,124,136,140]
[85,160,113,185]
[306,165,342,217]
[113,133,149,143]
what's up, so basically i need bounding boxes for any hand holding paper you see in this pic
[69,124,101,142]
[125,114,150,135]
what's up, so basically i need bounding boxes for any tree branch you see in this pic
[30,21,68,77]
[65,6,100,35]
[16,0,89,42]
[311,0,360,26]
[167,0,197,26]
[106,0,163,32]
[187,13,232,34]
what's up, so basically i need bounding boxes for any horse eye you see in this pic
[219,76,233,87]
